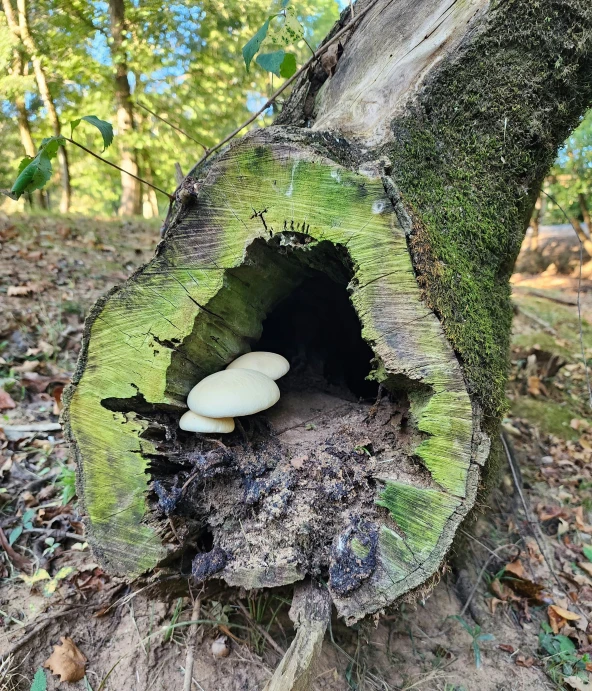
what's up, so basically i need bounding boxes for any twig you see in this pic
[0,526,31,572]
[183,594,202,691]
[500,431,590,624]
[1,606,81,658]
[458,542,519,619]
[135,101,209,153]
[65,137,173,200]
[513,287,577,306]
[234,600,285,656]
[23,527,86,542]
[541,190,592,409]
[188,0,381,177]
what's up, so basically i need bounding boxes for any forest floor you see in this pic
[1,213,592,691]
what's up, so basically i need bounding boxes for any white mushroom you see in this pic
[187,369,280,418]
[179,410,235,434]
[226,351,289,381]
[211,635,230,658]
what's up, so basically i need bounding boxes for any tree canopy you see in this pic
[0,0,340,215]
[1,0,590,223]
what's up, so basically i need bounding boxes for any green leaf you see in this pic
[40,136,66,159]
[16,156,32,175]
[10,151,52,200]
[473,641,482,669]
[583,545,592,562]
[256,50,285,76]
[30,668,47,691]
[272,6,304,47]
[280,52,297,78]
[243,18,272,72]
[557,634,577,654]
[22,508,36,526]
[71,116,114,151]
[9,525,23,546]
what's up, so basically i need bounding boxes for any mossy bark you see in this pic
[64,0,592,631]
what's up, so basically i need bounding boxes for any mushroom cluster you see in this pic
[179,351,290,434]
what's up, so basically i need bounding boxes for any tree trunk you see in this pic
[569,216,592,257]
[6,0,72,213]
[109,0,142,217]
[64,0,592,657]
[579,192,591,234]
[141,153,160,218]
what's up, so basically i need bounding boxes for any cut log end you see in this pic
[63,129,487,624]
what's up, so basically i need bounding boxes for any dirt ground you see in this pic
[1,214,592,691]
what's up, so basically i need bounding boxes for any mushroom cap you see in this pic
[179,410,235,434]
[226,351,289,381]
[187,369,280,418]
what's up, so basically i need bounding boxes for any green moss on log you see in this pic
[384,0,592,424]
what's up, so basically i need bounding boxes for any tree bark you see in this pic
[141,153,160,218]
[5,0,71,213]
[64,0,592,645]
[108,0,142,217]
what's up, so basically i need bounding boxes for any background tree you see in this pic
[546,110,592,254]
[108,0,141,216]
[2,0,72,212]
[1,0,339,215]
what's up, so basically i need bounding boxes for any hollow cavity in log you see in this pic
[64,133,485,623]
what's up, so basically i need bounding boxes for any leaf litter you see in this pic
[1,214,592,689]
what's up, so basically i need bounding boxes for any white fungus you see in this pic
[179,410,235,434]
[187,369,280,418]
[226,351,290,381]
[211,635,230,658]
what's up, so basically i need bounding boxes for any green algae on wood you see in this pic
[64,131,481,621]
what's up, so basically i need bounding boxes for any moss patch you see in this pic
[510,398,580,440]
[383,0,592,426]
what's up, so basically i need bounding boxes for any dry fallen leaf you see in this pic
[574,507,592,534]
[515,655,535,668]
[527,375,541,396]
[12,360,40,373]
[44,637,87,682]
[580,562,592,577]
[489,596,504,614]
[7,284,38,297]
[549,604,581,633]
[504,560,526,579]
[320,41,341,76]
[564,675,592,691]
[0,389,16,411]
[548,605,566,634]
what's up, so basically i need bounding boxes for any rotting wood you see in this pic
[64,132,482,624]
[264,581,331,691]
[63,0,592,659]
